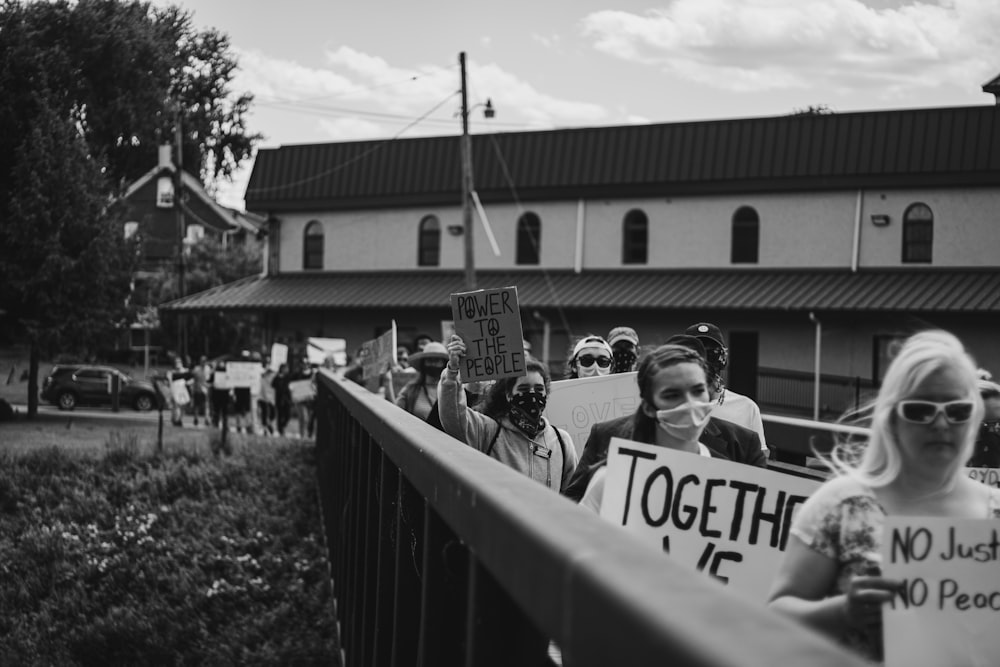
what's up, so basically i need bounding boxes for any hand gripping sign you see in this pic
[599,437,820,602]
[881,516,1000,667]
[449,286,525,383]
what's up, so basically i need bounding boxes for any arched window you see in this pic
[902,203,933,263]
[418,215,440,266]
[731,206,759,264]
[516,212,541,265]
[303,220,324,270]
[622,209,648,264]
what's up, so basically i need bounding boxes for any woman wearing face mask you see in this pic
[562,344,766,505]
[565,335,614,379]
[438,334,578,492]
[395,342,449,420]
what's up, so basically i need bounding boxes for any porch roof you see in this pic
[159,268,1000,314]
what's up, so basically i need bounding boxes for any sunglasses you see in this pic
[895,400,975,425]
[577,354,612,368]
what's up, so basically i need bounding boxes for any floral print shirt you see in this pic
[790,475,1000,662]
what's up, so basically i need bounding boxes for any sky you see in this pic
[149,0,1000,210]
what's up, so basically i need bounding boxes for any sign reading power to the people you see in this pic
[449,286,525,383]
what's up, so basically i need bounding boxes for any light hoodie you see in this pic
[438,368,578,492]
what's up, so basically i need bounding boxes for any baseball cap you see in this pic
[685,323,725,348]
[664,334,706,359]
[607,326,639,347]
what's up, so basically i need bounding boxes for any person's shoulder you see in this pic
[706,416,756,441]
[591,414,634,436]
[808,474,874,507]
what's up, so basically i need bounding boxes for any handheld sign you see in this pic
[881,517,1000,667]
[362,322,397,381]
[449,286,525,383]
[289,379,315,403]
[545,372,639,456]
[307,337,347,367]
[225,361,261,390]
[966,467,1000,489]
[599,437,820,602]
[270,343,288,371]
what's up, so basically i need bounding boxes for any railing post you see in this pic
[464,558,549,667]
[391,476,424,667]
[416,506,468,667]
[372,452,399,667]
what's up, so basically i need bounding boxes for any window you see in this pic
[731,206,760,264]
[516,212,541,265]
[902,203,933,263]
[303,220,324,270]
[418,215,440,266]
[622,209,648,264]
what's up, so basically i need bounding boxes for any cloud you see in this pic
[580,0,1000,96]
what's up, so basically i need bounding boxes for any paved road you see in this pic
[12,403,165,423]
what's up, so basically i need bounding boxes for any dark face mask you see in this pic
[508,390,547,437]
[612,347,637,373]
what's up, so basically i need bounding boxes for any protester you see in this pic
[439,334,578,492]
[413,333,434,352]
[168,356,192,427]
[562,343,766,504]
[271,363,293,436]
[607,326,640,374]
[395,342,448,421]
[683,322,768,456]
[564,335,613,379]
[767,330,1000,662]
[293,360,316,439]
[968,375,1000,467]
[396,345,417,372]
[209,360,231,429]
[258,362,277,436]
[190,355,209,427]
[231,351,254,434]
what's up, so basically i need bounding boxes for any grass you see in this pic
[0,431,340,666]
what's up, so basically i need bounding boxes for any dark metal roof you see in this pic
[160,269,1000,313]
[245,105,1000,212]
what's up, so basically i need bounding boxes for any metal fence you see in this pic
[313,370,863,667]
[757,366,879,420]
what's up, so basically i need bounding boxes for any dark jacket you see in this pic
[562,413,766,502]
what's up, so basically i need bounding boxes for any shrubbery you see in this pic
[0,437,339,665]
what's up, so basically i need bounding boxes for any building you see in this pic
[161,103,1000,417]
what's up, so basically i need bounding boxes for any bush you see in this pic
[0,439,339,665]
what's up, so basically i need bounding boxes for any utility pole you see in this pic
[174,106,187,358]
[459,52,476,290]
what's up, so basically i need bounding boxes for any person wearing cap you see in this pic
[562,342,766,506]
[607,327,640,374]
[969,375,1000,468]
[395,341,449,420]
[684,322,769,457]
[564,335,614,379]
[439,334,578,492]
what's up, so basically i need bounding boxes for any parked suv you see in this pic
[40,365,162,412]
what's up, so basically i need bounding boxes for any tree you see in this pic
[0,0,261,416]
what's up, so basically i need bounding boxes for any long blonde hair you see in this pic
[829,330,983,487]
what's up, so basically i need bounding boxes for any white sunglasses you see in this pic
[895,400,975,425]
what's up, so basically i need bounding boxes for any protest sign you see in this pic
[599,437,820,602]
[440,320,455,344]
[449,286,525,383]
[881,517,1000,667]
[289,379,315,403]
[362,323,397,381]
[966,467,1000,489]
[545,372,639,456]
[307,338,347,366]
[225,362,261,390]
[269,343,288,371]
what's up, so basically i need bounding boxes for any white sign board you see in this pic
[545,372,639,456]
[225,362,261,389]
[289,378,315,403]
[966,467,1000,489]
[307,337,347,366]
[600,437,820,602]
[362,323,397,381]
[270,343,288,371]
[881,517,1000,667]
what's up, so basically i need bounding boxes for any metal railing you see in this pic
[314,370,864,667]
[757,366,878,420]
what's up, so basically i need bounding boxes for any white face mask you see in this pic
[577,363,611,378]
[655,400,714,443]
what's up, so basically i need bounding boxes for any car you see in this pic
[40,365,164,412]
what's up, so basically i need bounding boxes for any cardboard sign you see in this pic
[449,286,525,383]
[225,362,261,389]
[545,372,639,456]
[307,337,347,366]
[881,517,1000,667]
[289,379,315,403]
[270,343,288,371]
[966,467,1000,489]
[600,437,820,602]
[362,323,397,381]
